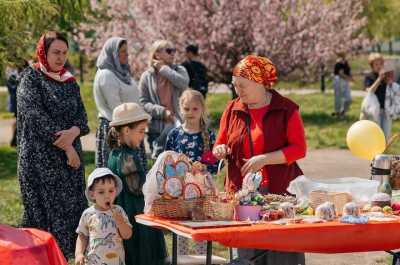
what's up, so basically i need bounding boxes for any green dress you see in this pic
[108,144,168,265]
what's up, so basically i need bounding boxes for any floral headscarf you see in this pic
[32,33,75,83]
[232,55,277,87]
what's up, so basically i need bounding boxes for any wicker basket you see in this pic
[151,197,204,219]
[391,159,400,190]
[203,196,235,221]
[309,190,352,215]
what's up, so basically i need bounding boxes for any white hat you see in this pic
[383,62,395,73]
[110,102,151,127]
[85,168,123,202]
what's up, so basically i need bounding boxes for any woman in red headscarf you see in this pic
[213,55,306,265]
[17,31,89,260]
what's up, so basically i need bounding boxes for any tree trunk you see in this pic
[223,73,237,99]
[377,43,381,53]
[389,41,393,55]
[320,64,325,93]
[79,50,84,84]
[229,83,237,99]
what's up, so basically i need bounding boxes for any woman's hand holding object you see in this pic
[212,144,231,160]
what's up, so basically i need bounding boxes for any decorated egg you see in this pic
[204,172,218,195]
[183,183,202,200]
[165,154,175,165]
[177,153,191,163]
[315,202,336,221]
[156,171,165,194]
[342,202,360,217]
[164,177,183,198]
[280,202,295,218]
[164,164,177,178]
[175,160,190,178]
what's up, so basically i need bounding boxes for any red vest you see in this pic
[223,90,303,194]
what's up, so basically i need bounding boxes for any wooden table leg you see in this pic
[172,233,177,265]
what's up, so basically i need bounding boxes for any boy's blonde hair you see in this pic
[179,89,211,151]
[148,40,174,67]
[368,53,384,67]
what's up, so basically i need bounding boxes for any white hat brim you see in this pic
[109,113,151,127]
[85,168,123,203]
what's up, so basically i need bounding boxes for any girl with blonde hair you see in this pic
[165,89,218,255]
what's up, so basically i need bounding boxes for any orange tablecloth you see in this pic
[136,214,400,253]
[0,225,68,265]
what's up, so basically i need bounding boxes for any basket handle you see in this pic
[385,133,400,153]
[217,159,226,175]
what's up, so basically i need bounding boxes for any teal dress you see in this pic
[108,144,168,265]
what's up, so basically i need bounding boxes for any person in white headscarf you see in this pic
[93,37,145,168]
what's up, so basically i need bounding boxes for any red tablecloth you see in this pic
[136,214,400,253]
[0,225,68,265]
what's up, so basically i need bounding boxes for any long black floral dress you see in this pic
[17,66,89,258]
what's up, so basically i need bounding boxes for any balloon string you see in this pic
[384,133,400,153]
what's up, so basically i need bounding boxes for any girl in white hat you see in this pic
[107,103,167,265]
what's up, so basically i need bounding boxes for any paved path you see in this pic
[0,116,392,264]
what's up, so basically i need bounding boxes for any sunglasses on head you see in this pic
[165,48,176,54]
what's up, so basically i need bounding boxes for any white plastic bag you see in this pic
[360,92,380,123]
[287,175,379,205]
[143,151,180,214]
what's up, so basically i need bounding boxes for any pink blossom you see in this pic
[79,0,367,82]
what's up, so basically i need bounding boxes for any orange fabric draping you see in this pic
[136,214,400,253]
[0,225,67,265]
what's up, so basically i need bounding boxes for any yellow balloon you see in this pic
[346,120,386,160]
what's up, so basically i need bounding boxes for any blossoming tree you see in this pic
[80,0,367,83]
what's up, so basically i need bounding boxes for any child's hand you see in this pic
[75,253,85,265]
[164,109,175,122]
[112,208,125,227]
[65,146,81,169]
[111,207,133,239]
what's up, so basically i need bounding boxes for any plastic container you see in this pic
[287,175,379,205]
[234,205,261,221]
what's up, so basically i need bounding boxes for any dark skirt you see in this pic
[116,194,168,265]
[95,117,110,168]
[18,144,87,259]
